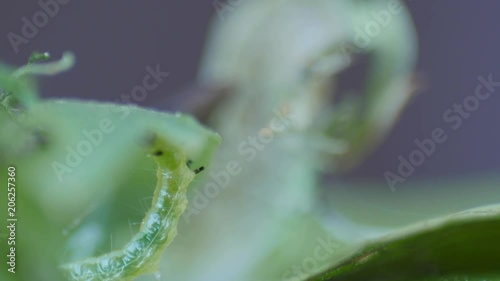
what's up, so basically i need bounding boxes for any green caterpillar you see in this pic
[1,53,222,281]
[61,137,198,280]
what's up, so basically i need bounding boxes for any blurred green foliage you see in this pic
[1,0,500,280]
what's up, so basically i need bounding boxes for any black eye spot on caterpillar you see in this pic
[186,160,203,174]
[153,150,163,156]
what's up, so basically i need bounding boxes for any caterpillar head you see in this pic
[143,112,221,172]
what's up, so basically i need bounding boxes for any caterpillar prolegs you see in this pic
[61,137,199,281]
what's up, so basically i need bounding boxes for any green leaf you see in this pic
[307,205,500,281]
[0,99,220,281]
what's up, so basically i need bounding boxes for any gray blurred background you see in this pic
[1,0,499,185]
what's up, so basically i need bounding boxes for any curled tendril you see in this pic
[1,51,75,113]
[28,51,51,65]
[12,52,75,78]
